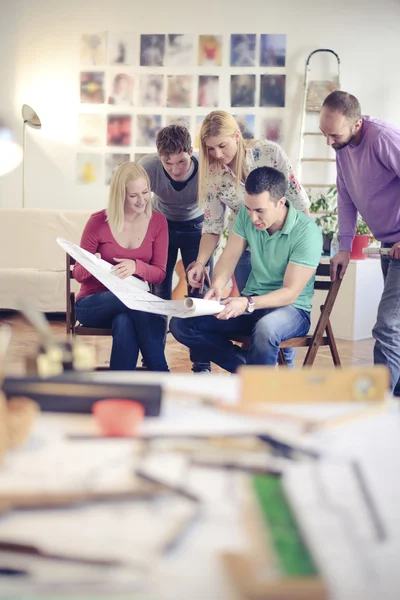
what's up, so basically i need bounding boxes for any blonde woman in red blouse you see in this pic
[73,162,169,371]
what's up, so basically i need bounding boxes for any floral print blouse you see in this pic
[202,139,310,236]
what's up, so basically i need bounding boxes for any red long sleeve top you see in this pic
[73,209,168,301]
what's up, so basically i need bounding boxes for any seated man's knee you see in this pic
[169,317,195,343]
[169,317,182,340]
[253,316,280,347]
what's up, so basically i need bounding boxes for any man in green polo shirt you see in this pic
[169,166,322,371]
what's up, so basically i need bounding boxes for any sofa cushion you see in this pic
[0,269,79,312]
[0,208,92,270]
[0,208,94,311]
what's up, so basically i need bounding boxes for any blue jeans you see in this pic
[76,291,169,371]
[372,243,400,394]
[152,215,213,373]
[233,249,296,366]
[234,249,252,293]
[169,305,310,373]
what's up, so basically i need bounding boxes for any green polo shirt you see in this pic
[233,202,322,311]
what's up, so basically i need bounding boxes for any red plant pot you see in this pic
[350,234,370,260]
[92,399,144,437]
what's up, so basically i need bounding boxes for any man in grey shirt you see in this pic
[139,125,213,373]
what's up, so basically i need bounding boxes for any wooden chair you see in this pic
[66,254,112,337]
[231,263,343,367]
[66,254,158,370]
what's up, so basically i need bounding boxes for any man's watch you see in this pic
[244,296,255,314]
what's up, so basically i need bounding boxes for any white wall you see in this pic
[0,0,399,211]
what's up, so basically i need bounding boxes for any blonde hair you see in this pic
[198,110,255,204]
[107,162,152,231]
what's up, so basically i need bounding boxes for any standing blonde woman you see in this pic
[187,110,310,293]
[73,162,169,371]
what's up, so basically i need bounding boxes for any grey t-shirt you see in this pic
[139,153,203,222]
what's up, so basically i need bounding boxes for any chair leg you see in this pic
[241,340,251,352]
[278,348,288,366]
[302,342,318,366]
[325,319,341,366]
[70,292,76,336]
[302,303,329,367]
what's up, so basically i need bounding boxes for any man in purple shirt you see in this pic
[320,90,400,395]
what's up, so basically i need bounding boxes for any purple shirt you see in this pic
[336,115,400,251]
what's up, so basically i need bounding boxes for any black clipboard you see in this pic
[2,373,162,417]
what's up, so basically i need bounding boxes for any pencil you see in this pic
[167,388,317,427]
[305,401,388,433]
[135,469,201,504]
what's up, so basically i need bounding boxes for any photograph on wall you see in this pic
[234,114,255,139]
[139,74,164,107]
[260,75,286,107]
[76,153,102,184]
[80,32,107,66]
[260,117,284,144]
[194,115,205,148]
[165,115,191,130]
[105,153,130,185]
[77,114,104,146]
[107,115,132,146]
[107,32,136,66]
[136,115,162,146]
[108,73,134,106]
[231,74,256,107]
[140,34,165,66]
[164,34,195,67]
[198,76,219,108]
[80,72,105,104]
[306,79,339,112]
[198,35,222,66]
[260,34,286,67]
[167,75,193,108]
[230,34,256,67]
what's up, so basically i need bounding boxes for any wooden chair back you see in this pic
[66,254,112,337]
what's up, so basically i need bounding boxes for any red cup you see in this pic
[350,234,370,260]
[92,399,144,437]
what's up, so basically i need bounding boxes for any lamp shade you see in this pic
[0,127,23,177]
[21,104,41,129]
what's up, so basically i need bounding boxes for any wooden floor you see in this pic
[0,311,375,376]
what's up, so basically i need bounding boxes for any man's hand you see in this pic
[112,258,137,279]
[330,250,350,281]
[95,253,101,259]
[389,242,400,260]
[215,296,248,320]
[204,286,222,302]
[186,262,205,290]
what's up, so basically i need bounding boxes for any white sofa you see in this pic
[0,208,92,312]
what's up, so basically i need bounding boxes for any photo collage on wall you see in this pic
[78,32,287,184]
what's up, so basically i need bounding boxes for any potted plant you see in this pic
[351,215,373,259]
[309,187,338,254]
[309,187,375,258]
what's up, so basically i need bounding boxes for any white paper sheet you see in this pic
[284,411,400,600]
[58,237,224,318]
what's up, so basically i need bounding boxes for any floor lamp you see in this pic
[21,104,41,208]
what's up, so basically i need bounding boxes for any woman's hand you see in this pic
[112,258,137,279]
[186,261,205,290]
